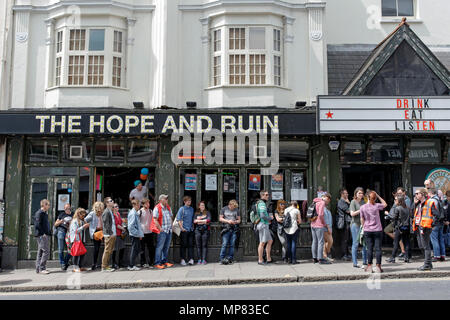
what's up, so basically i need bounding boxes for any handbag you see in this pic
[172,219,181,236]
[93,230,103,241]
[70,233,87,257]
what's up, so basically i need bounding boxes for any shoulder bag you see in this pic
[70,232,87,257]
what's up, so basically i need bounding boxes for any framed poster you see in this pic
[292,173,303,189]
[185,174,197,190]
[224,175,236,193]
[271,174,283,191]
[291,189,308,201]
[272,191,283,200]
[205,174,217,191]
[249,174,261,191]
[58,194,70,211]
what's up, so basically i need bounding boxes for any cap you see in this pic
[159,194,169,201]
[134,180,142,187]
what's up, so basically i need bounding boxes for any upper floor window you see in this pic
[382,0,414,16]
[211,26,283,87]
[53,28,125,88]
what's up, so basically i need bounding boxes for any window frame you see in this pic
[381,0,415,17]
[54,27,126,88]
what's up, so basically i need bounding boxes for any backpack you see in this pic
[249,201,261,224]
[431,196,446,223]
[282,211,292,229]
[306,202,318,222]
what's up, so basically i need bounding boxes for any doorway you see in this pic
[22,176,78,260]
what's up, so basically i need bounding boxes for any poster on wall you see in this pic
[223,175,236,193]
[249,174,261,191]
[271,174,283,191]
[185,174,197,190]
[426,168,450,195]
[272,191,284,200]
[292,173,304,189]
[291,189,308,201]
[205,174,217,191]
[58,194,70,211]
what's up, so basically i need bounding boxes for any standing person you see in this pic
[311,193,332,265]
[54,203,73,270]
[112,203,126,270]
[386,195,411,263]
[283,201,302,264]
[350,187,367,268]
[413,188,440,271]
[444,191,450,250]
[153,194,174,270]
[85,201,104,271]
[34,199,51,274]
[129,179,149,205]
[101,197,117,272]
[68,208,90,272]
[256,191,273,265]
[336,188,352,261]
[139,198,155,268]
[323,202,334,262]
[360,191,388,273]
[194,201,211,265]
[219,199,241,265]
[274,200,288,263]
[177,196,195,266]
[428,188,446,262]
[128,199,144,271]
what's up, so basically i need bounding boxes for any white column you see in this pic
[307,7,326,105]
[44,18,55,90]
[126,17,136,90]
[200,17,210,107]
[283,16,295,89]
[11,9,31,109]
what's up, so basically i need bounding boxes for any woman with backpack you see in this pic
[274,200,288,263]
[284,201,302,264]
[68,208,90,272]
[194,201,211,265]
[386,195,411,263]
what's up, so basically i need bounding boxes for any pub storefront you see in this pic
[0,108,317,268]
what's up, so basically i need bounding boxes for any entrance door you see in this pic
[21,176,77,260]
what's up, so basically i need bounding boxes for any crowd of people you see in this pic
[32,179,450,274]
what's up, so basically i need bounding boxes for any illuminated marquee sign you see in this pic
[318,96,450,134]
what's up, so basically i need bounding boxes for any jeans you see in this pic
[417,228,433,267]
[277,228,287,260]
[391,228,410,260]
[219,230,237,260]
[140,233,156,266]
[57,229,71,266]
[129,236,141,268]
[364,231,383,265]
[154,231,172,265]
[195,229,209,261]
[180,231,195,261]
[311,227,324,260]
[337,223,351,258]
[92,238,102,266]
[351,223,367,266]
[431,224,446,258]
[286,229,299,262]
[36,235,50,272]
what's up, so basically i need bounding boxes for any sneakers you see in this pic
[127,266,141,271]
[188,259,194,265]
[72,268,81,273]
[39,270,50,275]
[398,252,405,258]
[164,262,174,268]
[197,260,202,265]
[219,259,228,265]
[202,260,207,265]
[440,256,446,262]
[386,257,396,263]
[101,267,115,272]
[154,264,166,270]
[180,259,187,266]
[313,258,319,264]
[417,265,432,271]
[432,257,439,262]
[319,259,332,265]
[361,264,368,269]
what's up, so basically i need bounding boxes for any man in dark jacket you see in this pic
[34,199,51,274]
[336,188,352,261]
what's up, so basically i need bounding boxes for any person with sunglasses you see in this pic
[256,190,273,265]
[274,200,288,263]
[112,203,126,270]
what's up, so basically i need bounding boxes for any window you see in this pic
[27,140,59,162]
[55,28,125,87]
[369,139,403,162]
[128,141,158,163]
[95,141,125,162]
[211,26,282,86]
[62,140,91,162]
[408,139,441,163]
[341,140,366,162]
[382,0,414,16]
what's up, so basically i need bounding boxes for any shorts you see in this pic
[257,222,272,243]
[384,222,394,234]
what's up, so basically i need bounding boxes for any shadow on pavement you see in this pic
[0,279,32,286]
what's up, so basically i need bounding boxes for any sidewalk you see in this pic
[1,256,450,293]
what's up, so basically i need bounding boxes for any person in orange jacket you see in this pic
[413,188,440,271]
